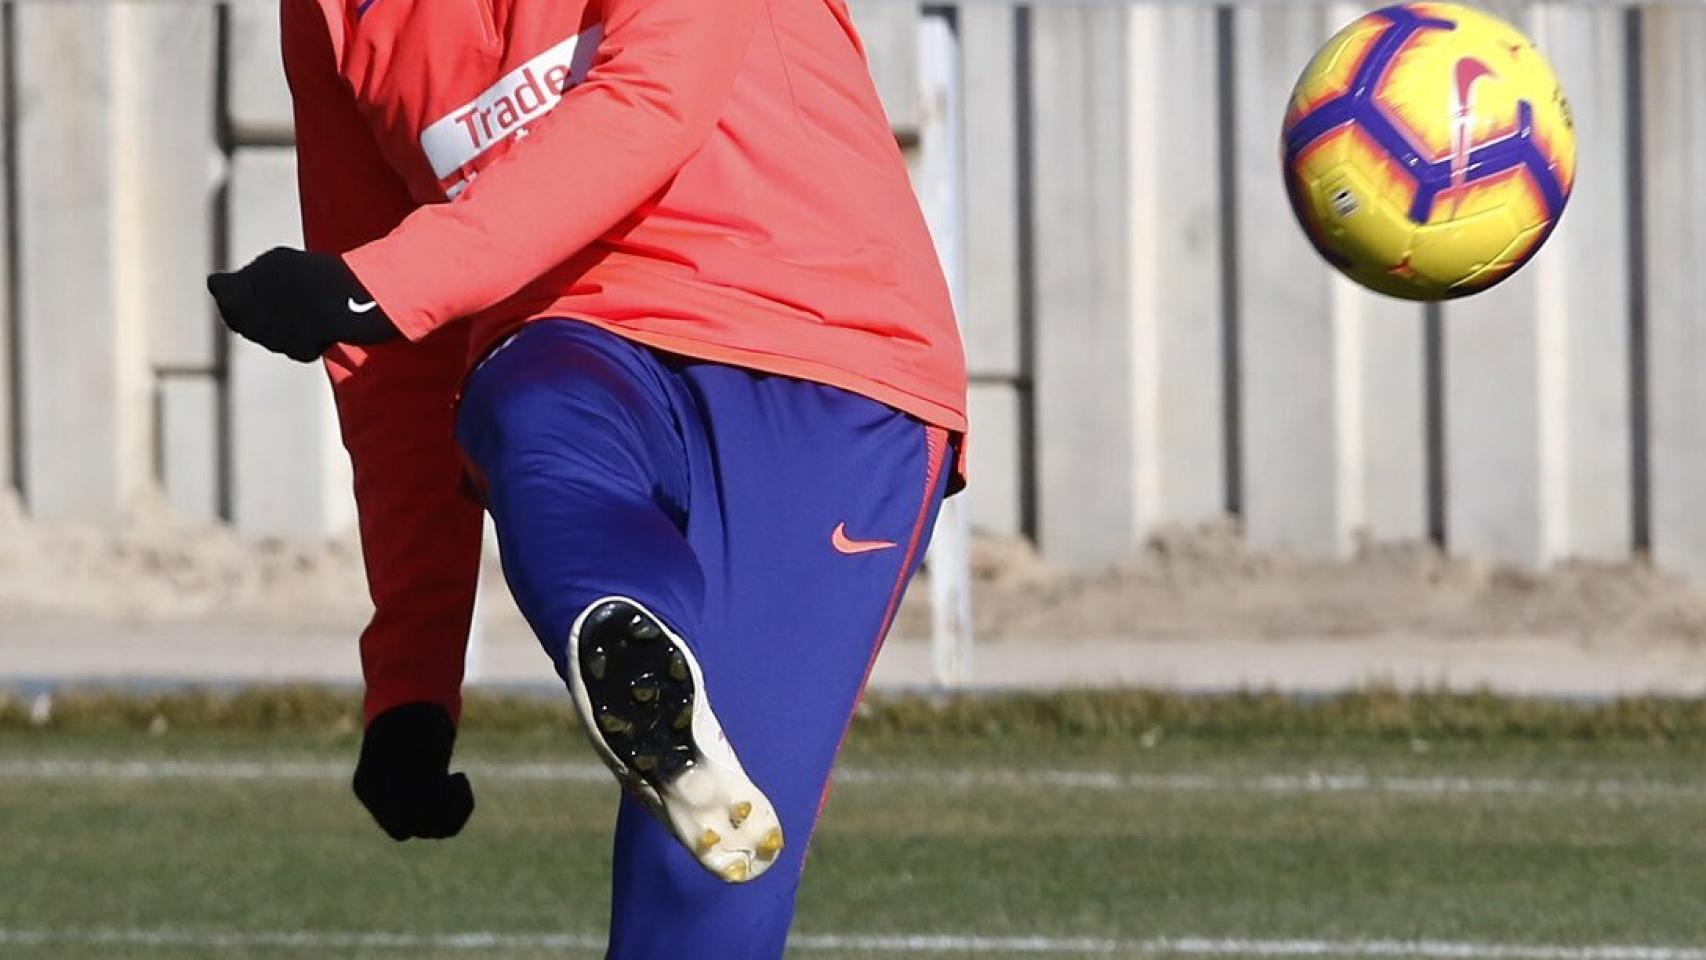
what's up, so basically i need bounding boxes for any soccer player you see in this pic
[206,0,967,954]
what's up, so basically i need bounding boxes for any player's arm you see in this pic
[280,0,482,841]
[340,0,766,339]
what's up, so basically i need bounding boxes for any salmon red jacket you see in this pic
[297,0,966,428]
[280,0,967,721]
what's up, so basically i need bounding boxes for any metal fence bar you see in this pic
[919,6,974,686]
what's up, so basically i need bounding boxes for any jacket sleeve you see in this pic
[342,0,766,340]
[282,0,485,724]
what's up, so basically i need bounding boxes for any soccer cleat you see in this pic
[567,596,784,883]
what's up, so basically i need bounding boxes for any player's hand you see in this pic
[207,247,400,362]
[352,702,476,841]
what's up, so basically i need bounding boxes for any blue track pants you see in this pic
[454,319,951,958]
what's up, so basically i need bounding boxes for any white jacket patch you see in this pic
[420,25,603,197]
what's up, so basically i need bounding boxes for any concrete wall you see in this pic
[0,0,1700,582]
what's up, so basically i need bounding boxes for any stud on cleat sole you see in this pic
[587,653,607,681]
[598,712,632,736]
[668,653,689,682]
[730,801,752,828]
[720,861,750,883]
[629,614,662,640]
[632,683,658,704]
[633,753,658,772]
[757,827,784,860]
[696,829,721,854]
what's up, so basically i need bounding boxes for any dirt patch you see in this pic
[892,522,1706,647]
[0,492,370,627]
[4,492,1705,650]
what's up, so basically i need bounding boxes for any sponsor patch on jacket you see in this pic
[420,26,603,198]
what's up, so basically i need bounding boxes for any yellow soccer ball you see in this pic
[1281,3,1575,300]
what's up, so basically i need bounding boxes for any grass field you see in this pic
[3,691,1706,959]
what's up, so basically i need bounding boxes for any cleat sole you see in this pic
[567,596,783,884]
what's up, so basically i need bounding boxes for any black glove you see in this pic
[207,247,400,362]
[353,702,475,841]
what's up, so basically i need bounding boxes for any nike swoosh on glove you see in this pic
[208,247,400,362]
[353,702,476,841]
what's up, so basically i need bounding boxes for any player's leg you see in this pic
[454,319,781,877]
[604,364,953,959]
[454,319,700,672]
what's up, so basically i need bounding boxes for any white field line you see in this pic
[2,758,1704,800]
[0,759,602,782]
[4,929,1706,959]
[1148,940,1706,960]
[0,928,603,951]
